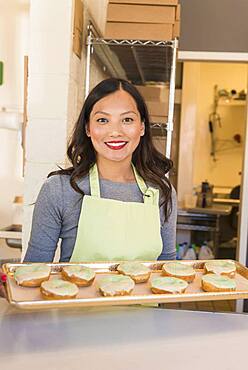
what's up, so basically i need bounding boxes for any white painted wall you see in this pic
[178,62,247,203]
[194,62,247,189]
[0,0,29,228]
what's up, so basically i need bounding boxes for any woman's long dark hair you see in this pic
[49,78,173,220]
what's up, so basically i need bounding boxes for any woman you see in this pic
[24,78,177,263]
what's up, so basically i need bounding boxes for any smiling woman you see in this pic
[23,78,177,263]
[86,89,145,179]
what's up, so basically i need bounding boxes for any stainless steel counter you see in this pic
[0,299,247,370]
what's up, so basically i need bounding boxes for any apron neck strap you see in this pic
[131,163,148,194]
[89,164,101,197]
[89,163,153,203]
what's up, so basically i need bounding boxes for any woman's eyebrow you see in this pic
[93,111,110,116]
[120,111,138,116]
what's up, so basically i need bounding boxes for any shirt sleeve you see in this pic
[23,176,63,262]
[158,186,177,260]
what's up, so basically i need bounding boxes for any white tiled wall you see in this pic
[29,31,71,75]
[29,0,73,33]
[26,119,67,164]
[23,0,109,260]
[28,75,69,120]
[23,0,73,259]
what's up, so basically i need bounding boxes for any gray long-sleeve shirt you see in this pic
[24,174,177,262]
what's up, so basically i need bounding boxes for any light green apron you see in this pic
[70,163,163,262]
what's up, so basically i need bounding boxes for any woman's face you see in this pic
[87,89,144,164]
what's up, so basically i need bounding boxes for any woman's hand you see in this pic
[0,270,7,298]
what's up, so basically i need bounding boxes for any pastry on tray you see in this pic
[117,261,151,283]
[61,265,96,286]
[14,264,51,287]
[162,261,195,283]
[98,275,135,297]
[151,276,188,294]
[201,273,236,292]
[40,279,79,299]
[204,260,236,278]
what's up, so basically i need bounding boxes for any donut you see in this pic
[117,261,151,283]
[151,276,188,294]
[98,275,135,297]
[204,260,236,278]
[40,279,79,299]
[61,265,96,286]
[162,261,195,283]
[201,273,236,292]
[14,264,51,287]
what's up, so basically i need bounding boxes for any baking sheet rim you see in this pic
[3,259,248,310]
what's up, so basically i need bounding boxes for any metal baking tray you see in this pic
[3,260,248,310]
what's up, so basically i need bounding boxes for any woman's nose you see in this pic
[109,120,123,136]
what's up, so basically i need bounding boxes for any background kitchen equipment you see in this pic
[0,196,23,249]
[196,180,213,208]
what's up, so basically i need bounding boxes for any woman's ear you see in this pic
[140,121,145,136]
[85,125,90,137]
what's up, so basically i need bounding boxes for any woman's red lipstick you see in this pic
[105,141,127,150]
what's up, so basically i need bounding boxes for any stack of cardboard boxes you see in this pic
[105,0,180,41]
[135,84,181,123]
[135,84,169,123]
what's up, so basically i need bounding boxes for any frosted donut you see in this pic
[40,279,79,299]
[117,261,151,283]
[14,264,51,287]
[98,275,135,297]
[151,276,188,294]
[162,261,195,283]
[61,265,96,286]
[204,260,236,278]
[201,274,236,292]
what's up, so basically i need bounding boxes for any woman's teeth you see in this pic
[105,141,127,150]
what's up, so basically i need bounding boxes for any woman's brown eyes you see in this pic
[96,118,108,123]
[123,117,134,123]
[96,117,134,123]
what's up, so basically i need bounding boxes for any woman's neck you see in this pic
[96,158,135,183]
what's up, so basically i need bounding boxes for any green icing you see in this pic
[118,262,149,274]
[206,261,235,272]
[164,262,194,275]
[101,275,132,284]
[64,265,95,280]
[42,279,79,295]
[14,264,50,281]
[152,277,188,288]
[202,274,236,288]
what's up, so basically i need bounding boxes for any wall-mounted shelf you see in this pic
[218,99,246,107]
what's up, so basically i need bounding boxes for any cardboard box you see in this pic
[109,0,178,5]
[107,3,176,24]
[74,0,84,31]
[105,22,173,41]
[146,101,169,117]
[173,21,180,38]
[135,85,169,102]
[73,0,84,58]
[176,4,181,21]
[73,28,83,58]
[150,115,168,123]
